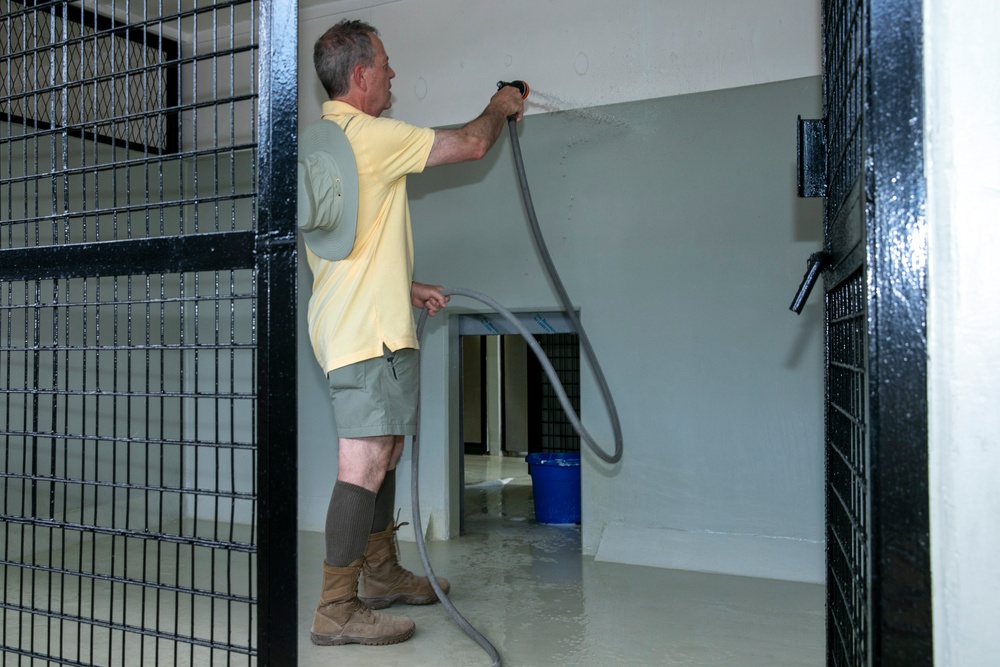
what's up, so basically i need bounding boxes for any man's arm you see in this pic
[425,86,525,167]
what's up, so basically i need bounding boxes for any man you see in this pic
[303,19,525,647]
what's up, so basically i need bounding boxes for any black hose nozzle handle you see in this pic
[497,80,530,99]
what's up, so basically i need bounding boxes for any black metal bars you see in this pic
[815,0,931,664]
[1,0,298,664]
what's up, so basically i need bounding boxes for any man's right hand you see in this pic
[490,85,525,122]
[426,86,526,167]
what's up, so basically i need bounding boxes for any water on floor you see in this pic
[297,454,825,666]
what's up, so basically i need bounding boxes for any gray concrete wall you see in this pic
[298,75,827,582]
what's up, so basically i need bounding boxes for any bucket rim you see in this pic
[525,452,581,467]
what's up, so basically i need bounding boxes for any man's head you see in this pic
[314,19,395,116]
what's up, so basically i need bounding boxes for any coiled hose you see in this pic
[409,118,624,667]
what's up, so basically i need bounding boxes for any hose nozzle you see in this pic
[497,80,530,99]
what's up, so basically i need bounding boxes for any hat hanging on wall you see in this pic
[297,120,359,261]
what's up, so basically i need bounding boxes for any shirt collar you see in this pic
[321,100,362,119]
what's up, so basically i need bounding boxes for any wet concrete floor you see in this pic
[297,455,824,666]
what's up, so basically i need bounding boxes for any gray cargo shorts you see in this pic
[326,345,419,438]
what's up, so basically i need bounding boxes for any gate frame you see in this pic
[864,0,931,662]
[0,0,300,663]
[255,0,299,663]
[806,0,933,664]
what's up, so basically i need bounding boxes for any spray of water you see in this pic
[526,89,631,130]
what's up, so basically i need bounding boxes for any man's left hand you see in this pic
[411,281,450,316]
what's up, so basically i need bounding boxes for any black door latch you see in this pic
[790,251,829,314]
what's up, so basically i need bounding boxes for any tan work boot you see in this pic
[311,557,415,646]
[358,519,451,609]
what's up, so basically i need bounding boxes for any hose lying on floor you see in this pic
[409,118,624,667]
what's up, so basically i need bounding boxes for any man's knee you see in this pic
[338,436,397,490]
[387,436,405,469]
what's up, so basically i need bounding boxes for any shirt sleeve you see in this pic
[362,117,435,185]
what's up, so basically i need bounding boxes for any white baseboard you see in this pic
[594,523,824,584]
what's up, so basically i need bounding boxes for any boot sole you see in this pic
[358,593,442,610]
[310,625,415,646]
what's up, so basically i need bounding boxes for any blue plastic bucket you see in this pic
[525,452,581,524]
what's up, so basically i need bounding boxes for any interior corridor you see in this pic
[296,455,825,666]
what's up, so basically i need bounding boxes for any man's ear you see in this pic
[352,63,368,92]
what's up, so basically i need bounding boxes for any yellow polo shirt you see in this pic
[305,101,435,373]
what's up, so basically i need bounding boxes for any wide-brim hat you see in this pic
[297,120,359,261]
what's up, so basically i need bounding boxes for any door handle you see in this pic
[790,251,829,314]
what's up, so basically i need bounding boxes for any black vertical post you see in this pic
[257,0,299,664]
[810,1,931,663]
[866,0,931,663]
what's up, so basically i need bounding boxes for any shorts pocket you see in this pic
[327,363,365,393]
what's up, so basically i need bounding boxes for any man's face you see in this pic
[365,34,395,117]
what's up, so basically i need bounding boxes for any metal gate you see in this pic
[0,0,298,664]
[528,334,580,454]
[796,0,932,664]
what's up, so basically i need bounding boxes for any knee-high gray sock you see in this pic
[325,481,376,567]
[371,468,396,533]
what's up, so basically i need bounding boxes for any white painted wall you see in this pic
[296,0,825,582]
[298,0,821,127]
[925,1,1000,664]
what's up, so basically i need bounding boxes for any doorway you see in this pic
[461,333,580,458]
[456,312,580,535]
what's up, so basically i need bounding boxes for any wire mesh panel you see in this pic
[0,0,298,664]
[825,269,868,666]
[822,0,864,221]
[1,270,258,664]
[0,0,179,155]
[816,0,931,664]
[529,334,580,454]
[820,2,871,663]
[0,0,257,249]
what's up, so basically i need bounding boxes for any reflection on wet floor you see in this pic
[463,453,535,523]
[298,454,824,667]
